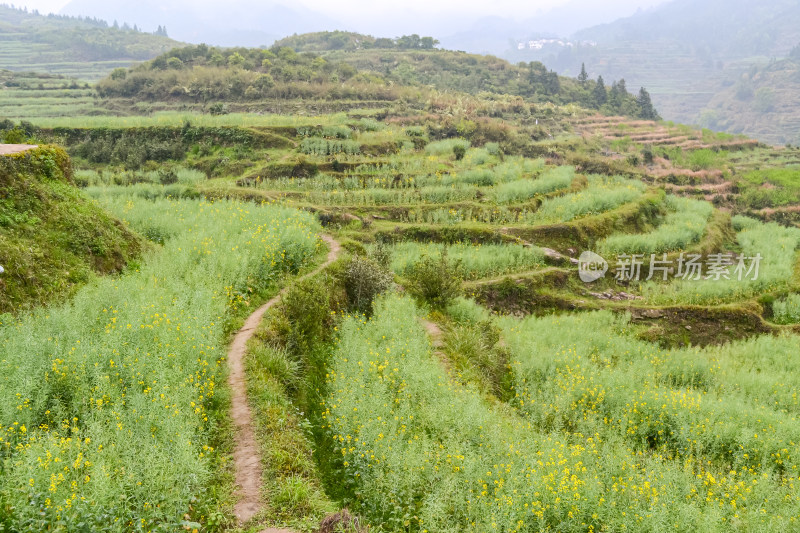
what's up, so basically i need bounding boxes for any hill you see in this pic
[8,55,800,530]
[699,56,800,145]
[94,40,657,121]
[504,0,800,144]
[0,143,142,314]
[574,0,800,57]
[0,4,180,80]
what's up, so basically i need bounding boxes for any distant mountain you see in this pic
[0,4,180,80]
[503,0,800,145]
[699,55,800,145]
[59,0,342,47]
[438,0,667,56]
[574,0,800,57]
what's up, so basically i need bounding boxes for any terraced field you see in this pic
[4,68,800,531]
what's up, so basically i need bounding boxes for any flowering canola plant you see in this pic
[0,197,321,530]
[323,296,800,532]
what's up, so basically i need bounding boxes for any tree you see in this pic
[637,87,660,120]
[227,52,245,67]
[397,34,422,49]
[592,75,607,106]
[578,63,588,86]
[420,36,439,49]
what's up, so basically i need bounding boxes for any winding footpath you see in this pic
[228,234,341,525]
[0,144,37,155]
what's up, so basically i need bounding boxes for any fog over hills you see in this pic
[503,0,800,144]
[59,0,341,46]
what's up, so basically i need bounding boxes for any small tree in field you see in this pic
[406,250,463,310]
[344,255,393,315]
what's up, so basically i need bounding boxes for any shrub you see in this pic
[158,168,178,185]
[484,141,501,155]
[368,239,392,269]
[344,255,394,315]
[424,138,470,156]
[405,250,463,309]
[453,144,466,160]
[772,294,800,324]
[281,276,333,353]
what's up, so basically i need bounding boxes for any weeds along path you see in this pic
[228,234,340,525]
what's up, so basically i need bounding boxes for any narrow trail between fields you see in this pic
[420,318,451,372]
[0,144,37,155]
[228,234,340,526]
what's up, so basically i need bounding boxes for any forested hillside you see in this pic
[506,0,800,144]
[95,40,659,120]
[0,4,180,80]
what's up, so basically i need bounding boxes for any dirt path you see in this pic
[228,234,340,525]
[0,144,37,155]
[420,318,451,372]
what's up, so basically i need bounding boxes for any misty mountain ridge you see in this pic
[59,0,341,47]
[503,0,800,144]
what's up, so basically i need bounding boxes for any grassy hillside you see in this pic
[6,25,800,529]
[0,71,96,119]
[0,145,142,314]
[0,4,181,80]
[92,42,654,120]
[4,93,800,531]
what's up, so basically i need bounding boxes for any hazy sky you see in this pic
[12,0,666,21]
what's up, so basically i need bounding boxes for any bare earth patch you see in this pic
[0,144,37,155]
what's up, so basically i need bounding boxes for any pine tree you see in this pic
[609,80,621,109]
[592,75,607,106]
[578,63,588,86]
[637,87,659,120]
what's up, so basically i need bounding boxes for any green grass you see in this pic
[599,196,713,255]
[772,294,800,324]
[245,338,336,531]
[424,138,470,156]
[323,295,800,532]
[385,241,546,281]
[0,196,321,530]
[490,165,575,203]
[23,111,359,129]
[0,146,142,314]
[742,165,800,190]
[643,216,800,305]
[528,175,647,224]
